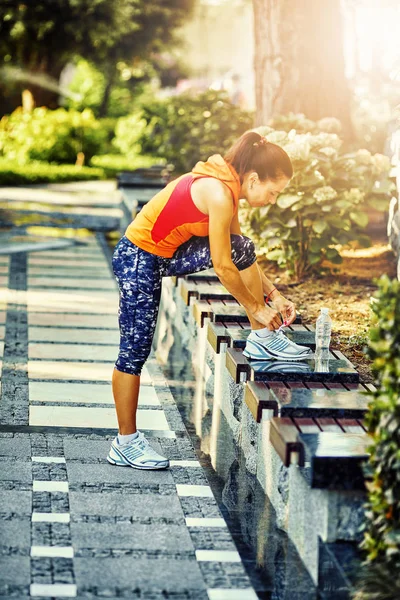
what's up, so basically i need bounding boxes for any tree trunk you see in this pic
[252,0,352,134]
[98,69,115,118]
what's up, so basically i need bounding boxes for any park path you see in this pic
[0,183,258,599]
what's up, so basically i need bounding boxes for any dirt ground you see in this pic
[260,238,397,383]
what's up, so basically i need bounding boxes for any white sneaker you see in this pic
[107,431,170,470]
[243,329,312,361]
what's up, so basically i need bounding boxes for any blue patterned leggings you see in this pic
[112,234,256,376]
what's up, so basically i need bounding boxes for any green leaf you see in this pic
[277,194,301,209]
[308,252,321,265]
[266,249,283,261]
[356,234,372,248]
[325,247,341,262]
[310,238,325,253]
[326,215,345,228]
[350,212,369,228]
[312,220,327,234]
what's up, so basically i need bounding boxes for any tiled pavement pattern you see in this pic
[0,233,258,599]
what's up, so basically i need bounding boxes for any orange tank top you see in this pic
[125,154,241,258]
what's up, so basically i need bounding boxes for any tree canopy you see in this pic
[0,0,195,113]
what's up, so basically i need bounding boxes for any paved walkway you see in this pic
[0,226,259,599]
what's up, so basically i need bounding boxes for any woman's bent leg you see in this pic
[164,234,257,276]
[164,234,264,327]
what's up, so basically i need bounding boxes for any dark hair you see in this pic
[224,131,293,182]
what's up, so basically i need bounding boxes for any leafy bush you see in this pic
[112,113,149,158]
[353,276,400,600]
[0,159,104,185]
[240,125,394,280]
[125,90,254,174]
[0,107,109,164]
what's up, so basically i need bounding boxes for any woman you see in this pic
[107,131,311,470]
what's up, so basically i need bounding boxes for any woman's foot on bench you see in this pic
[243,329,312,361]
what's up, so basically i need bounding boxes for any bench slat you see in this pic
[294,417,321,433]
[316,418,343,432]
[245,381,277,422]
[226,348,251,383]
[338,419,365,434]
[269,417,305,467]
[207,323,231,354]
[192,301,214,327]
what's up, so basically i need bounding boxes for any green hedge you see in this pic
[354,276,400,600]
[90,153,162,177]
[0,160,105,185]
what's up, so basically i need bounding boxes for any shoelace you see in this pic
[136,433,161,457]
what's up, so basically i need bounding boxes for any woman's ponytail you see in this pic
[224,131,293,182]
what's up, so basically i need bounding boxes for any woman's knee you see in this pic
[114,357,144,377]
[230,234,257,270]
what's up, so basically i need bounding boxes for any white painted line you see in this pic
[196,550,242,562]
[33,481,69,493]
[29,405,169,430]
[32,513,70,523]
[176,484,214,497]
[170,460,201,467]
[207,589,258,600]
[185,518,227,527]
[31,546,74,558]
[30,583,77,597]
[32,456,66,463]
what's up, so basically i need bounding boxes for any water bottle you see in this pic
[315,308,332,353]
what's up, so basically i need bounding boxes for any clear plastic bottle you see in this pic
[315,308,332,353]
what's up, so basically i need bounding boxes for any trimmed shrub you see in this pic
[0,159,104,185]
[90,153,163,177]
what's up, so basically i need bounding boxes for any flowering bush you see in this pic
[240,126,394,280]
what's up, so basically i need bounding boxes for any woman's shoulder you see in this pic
[192,175,232,199]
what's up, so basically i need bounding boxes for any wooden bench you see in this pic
[207,322,315,356]
[180,280,234,305]
[192,299,302,329]
[245,380,373,422]
[226,347,359,384]
[269,416,370,490]
[117,167,167,188]
[171,268,219,287]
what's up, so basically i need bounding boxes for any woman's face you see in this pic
[242,172,290,208]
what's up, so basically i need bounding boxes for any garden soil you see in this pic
[260,239,397,383]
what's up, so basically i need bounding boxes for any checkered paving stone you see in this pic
[0,231,258,600]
